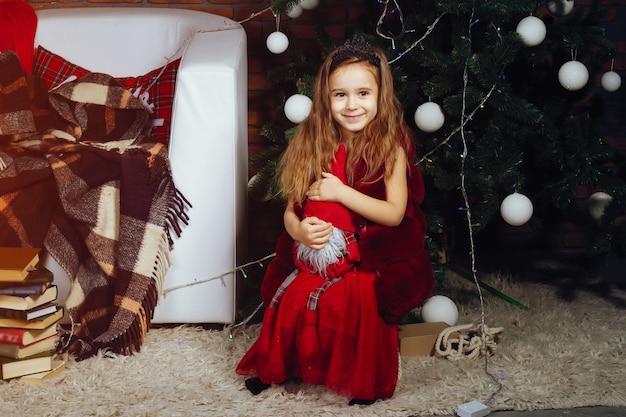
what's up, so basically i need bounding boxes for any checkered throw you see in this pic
[0,50,189,359]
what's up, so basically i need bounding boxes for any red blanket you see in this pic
[0,50,189,359]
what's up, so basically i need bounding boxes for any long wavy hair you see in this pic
[277,44,413,206]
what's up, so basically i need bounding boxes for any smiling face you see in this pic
[329,61,379,141]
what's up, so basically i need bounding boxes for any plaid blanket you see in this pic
[0,51,189,359]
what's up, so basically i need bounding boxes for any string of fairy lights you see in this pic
[457,4,503,404]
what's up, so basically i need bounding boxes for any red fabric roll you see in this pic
[0,0,37,74]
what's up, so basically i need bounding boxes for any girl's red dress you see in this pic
[236,267,399,399]
[237,147,433,401]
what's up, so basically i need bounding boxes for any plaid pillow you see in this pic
[32,46,90,89]
[116,61,179,145]
[32,46,180,145]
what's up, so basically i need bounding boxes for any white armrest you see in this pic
[153,24,248,324]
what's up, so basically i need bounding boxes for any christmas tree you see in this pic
[251,0,625,277]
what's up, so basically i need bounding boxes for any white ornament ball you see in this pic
[266,31,289,54]
[299,0,319,10]
[547,0,574,16]
[601,71,622,92]
[421,295,459,326]
[500,192,533,226]
[558,61,589,91]
[284,94,312,123]
[414,102,445,133]
[588,191,613,221]
[247,174,272,202]
[516,16,547,47]
[286,4,303,18]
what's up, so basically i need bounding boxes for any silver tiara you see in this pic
[331,36,381,68]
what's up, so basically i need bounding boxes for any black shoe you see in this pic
[245,377,271,395]
[349,398,378,406]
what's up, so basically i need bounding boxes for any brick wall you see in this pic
[25,0,626,260]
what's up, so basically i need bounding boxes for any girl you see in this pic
[237,37,434,405]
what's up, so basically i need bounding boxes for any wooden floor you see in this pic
[497,407,625,417]
[436,406,626,417]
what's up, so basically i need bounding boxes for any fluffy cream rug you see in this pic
[1,273,625,417]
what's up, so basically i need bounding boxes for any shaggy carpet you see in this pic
[0,273,624,417]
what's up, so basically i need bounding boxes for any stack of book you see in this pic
[0,247,66,383]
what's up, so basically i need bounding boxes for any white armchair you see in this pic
[35,7,248,324]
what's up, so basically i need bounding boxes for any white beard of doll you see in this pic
[296,227,348,277]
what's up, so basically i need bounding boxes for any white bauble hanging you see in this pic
[266,31,289,54]
[421,295,459,326]
[299,0,319,10]
[284,94,312,123]
[500,192,533,226]
[588,191,613,221]
[558,60,589,91]
[601,71,622,92]
[414,102,445,133]
[286,4,303,18]
[247,174,272,202]
[547,0,574,16]
[515,16,547,47]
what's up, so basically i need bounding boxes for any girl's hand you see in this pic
[304,146,409,227]
[295,216,334,250]
[306,172,345,203]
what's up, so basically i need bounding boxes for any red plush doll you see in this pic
[293,144,359,278]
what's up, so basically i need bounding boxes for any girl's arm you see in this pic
[284,201,334,250]
[306,146,408,227]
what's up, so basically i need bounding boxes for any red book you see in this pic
[0,334,58,359]
[0,325,58,346]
